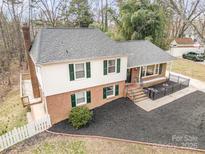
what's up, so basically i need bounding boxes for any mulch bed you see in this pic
[49,91,205,149]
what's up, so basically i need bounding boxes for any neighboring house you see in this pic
[21,24,175,124]
[169,38,204,57]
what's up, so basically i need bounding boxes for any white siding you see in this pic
[40,56,127,96]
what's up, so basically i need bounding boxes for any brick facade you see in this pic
[28,55,41,98]
[131,68,139,83]
[46,81,126,124]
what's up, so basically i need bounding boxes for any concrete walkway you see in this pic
[135,72,205,112]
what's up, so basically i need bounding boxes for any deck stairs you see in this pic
[126,84,148,103]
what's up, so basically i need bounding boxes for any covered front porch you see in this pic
[126,63,168,87]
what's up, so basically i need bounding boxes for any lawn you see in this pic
[0,89,27,135]
[5,132,204,154]
[170,59,205,82]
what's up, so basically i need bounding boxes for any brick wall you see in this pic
[46,81,126,124]
[131,68,139,83]
[28,55,40,98]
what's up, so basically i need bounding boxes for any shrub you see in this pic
[69,107,93,129]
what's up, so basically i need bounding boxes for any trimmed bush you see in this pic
[69,106,93,129]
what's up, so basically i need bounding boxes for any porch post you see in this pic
[169,61,173,75]
[139,66,141,83]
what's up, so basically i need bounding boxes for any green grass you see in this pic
[0,89,27,135]
[33,140,86,154]
[170,59,205,82]
[9,135,204,154]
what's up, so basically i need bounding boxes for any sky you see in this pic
[0,0,118,22]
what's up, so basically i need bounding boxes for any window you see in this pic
[155,64,160,74]
[141,66,146,77]
[75,63,85,79]
[108,59,115,73]
[159,64,163,74]
[103,84,119,99]
[75,91,86,106]
[106,86,114,97]
[146,65,155,76]
[141,64,162,78]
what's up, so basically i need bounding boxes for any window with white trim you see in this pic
[141,64,161,77]
[106,85,114,97]
[141,66,146,77]
[146,65,155,76]
[75,63,85,79]
[155,64,160,74]
[75,91,86,106]
[108,59,116,73]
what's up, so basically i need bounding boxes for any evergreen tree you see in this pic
[118,0,167,48]
[68,0,93,27]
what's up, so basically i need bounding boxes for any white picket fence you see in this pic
[0,114,52,151]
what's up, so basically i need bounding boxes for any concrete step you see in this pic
[132,94,147,100]
[128,93,147,100]
[127,88,143,94]
[134,96,148,102]
[127,86,142,91]
[127,91,145,97]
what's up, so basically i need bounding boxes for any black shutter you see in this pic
[115,84,119,96]
[86,62,91,78]
[71,94,76,107]
[86,91,91,103]
[69,64,75,81]
[117,58,121,73]
[103,87,107,99]
[103,60,108,75]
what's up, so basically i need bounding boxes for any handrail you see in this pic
[20,72,41,107]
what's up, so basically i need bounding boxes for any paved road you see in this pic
[50,91,205,149]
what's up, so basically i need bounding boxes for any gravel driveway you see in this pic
[49,91,205,149]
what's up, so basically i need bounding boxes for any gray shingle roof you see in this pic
[30,28,126,64]
[30,28,175,67]
[118,41,176,67]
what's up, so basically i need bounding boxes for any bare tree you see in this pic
[4,0,25,66]
[161,0,204,38]
[32,0,67,27]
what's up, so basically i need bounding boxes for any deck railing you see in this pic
[20,72,30,107]
[20,72,42,107]
[145,73,190,100]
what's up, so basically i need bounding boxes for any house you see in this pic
[184,25,203,43]
[169,38,204,57]
[21,24,175,124]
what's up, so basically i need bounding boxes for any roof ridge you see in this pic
[36,29,43,63]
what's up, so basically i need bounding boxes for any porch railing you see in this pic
[20,72,41,107]
[145,73,190,100]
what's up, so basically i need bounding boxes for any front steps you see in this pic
[126,84,148,103]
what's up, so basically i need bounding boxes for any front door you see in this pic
[126,69,132,83]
